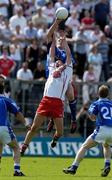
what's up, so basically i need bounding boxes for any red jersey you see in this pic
[0,56,15,76]
[81,17,95,25]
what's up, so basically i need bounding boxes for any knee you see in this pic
[12,143,20,152]
[81,143,88,150]
[67,92,74,101]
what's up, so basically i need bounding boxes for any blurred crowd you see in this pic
[0,0,112,110]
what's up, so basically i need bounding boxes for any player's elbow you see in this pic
[89,114,96,121]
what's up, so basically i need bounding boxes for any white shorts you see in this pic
[91,126,112,145]
[0,126,16,145]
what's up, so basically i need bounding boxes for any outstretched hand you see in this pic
[55,18,64,25]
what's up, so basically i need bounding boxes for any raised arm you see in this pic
[47,19,62,43]
[62,36,71,65]
[49,34,56,62]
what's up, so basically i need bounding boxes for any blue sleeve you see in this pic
[5,98,20,114]
[46,55,50,78]
[55,47,66,63]
[55,47,62,59]
[88,102,98,116]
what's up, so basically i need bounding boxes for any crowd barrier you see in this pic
[3,137,103,157]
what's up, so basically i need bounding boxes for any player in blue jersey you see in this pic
[46,18,77,134]
[63,85,112,177]
[0,74,30,176]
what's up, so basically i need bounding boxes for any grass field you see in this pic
[0,157,111,180]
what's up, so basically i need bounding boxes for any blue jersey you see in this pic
[0,95,20,126]
[55,47,76,64]
[46,45,76,78]
[88,98,112,127]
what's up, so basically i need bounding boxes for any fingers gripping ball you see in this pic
[55,7,68,20]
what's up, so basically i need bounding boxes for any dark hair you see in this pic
[58,21,66,31]
[98,85,109,98]
[0,84,4,94]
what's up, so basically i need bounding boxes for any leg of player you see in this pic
[20,113,46,155]
[63,135,97,175]
[8,139,25,176]
[101,144,111,177]
[51,117,63,148]
[66,83,77,133]
[47,118,54,132]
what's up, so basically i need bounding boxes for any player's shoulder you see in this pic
[96,98,112,106]
[0,95,15,103]
[89,100,98,108]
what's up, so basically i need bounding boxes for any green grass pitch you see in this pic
[0,157,111,180]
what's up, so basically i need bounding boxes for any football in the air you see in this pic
[55,7,68,20]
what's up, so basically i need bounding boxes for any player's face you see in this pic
[55,60,63,67]
[56,30,66,48]
[57,37,63,48]
[58,29,65,37]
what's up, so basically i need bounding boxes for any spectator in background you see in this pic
[81,10,95,30]
[12,24,25,48]
[55,0,69,10]
[25,39,40,72]
[12,0,22,15]
[0,18,13,46]
[32,6,47,28]
[104,25,112,64]
[24,20,37,44]
[16,62,33,116]
[65,10,80,36]
[94,0,110,31]
[22,0,35,20]
[9,43,22,77]
[67,25,89,79]
[89,25,103,44]
[88,44,103,82]
[70,0,82,15]
[77,103,95,139]
[0,13,5,29]
[96,33,110,81]
[42,1,55,27]
[32,61,46,103]
[82,64,97,105]
[0,46,16,77]
[74,25,89,79]
[0,0,10,18]
[9,7,27,33]
[33,61,46,81]
[34,0,46,8]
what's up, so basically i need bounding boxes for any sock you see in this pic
[71,162,79,170]
[53,135,60,142]
[105,160,111,167]
[71,164,78,171]
[69,99,77,122]
[14,163,20,172]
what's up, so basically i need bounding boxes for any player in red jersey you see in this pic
[20,29,73,155]
[46,19,77,134]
